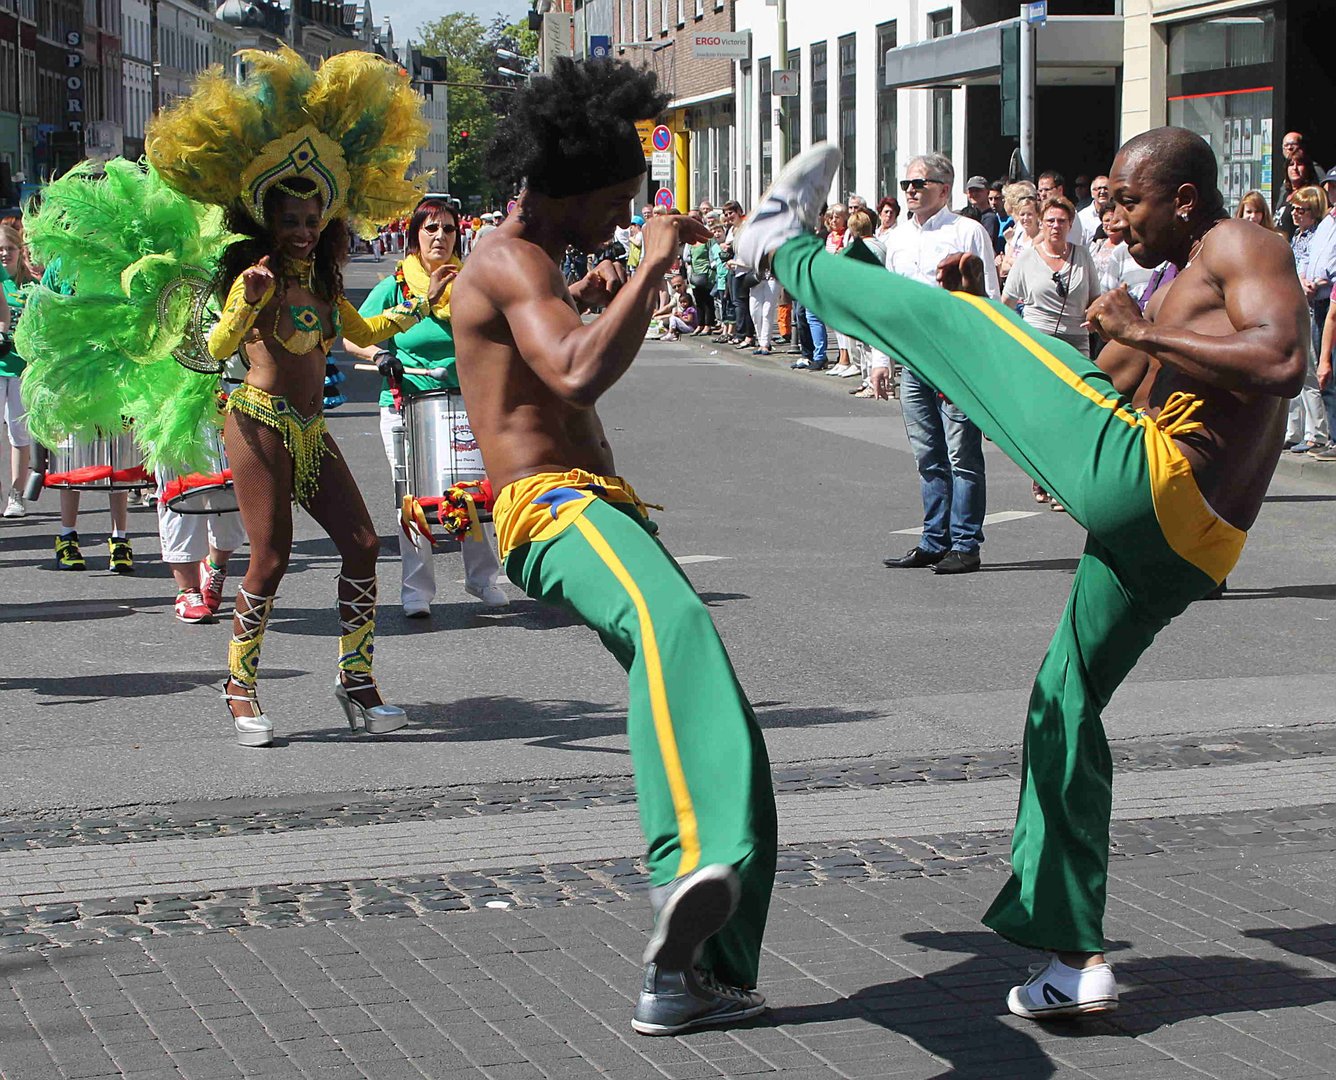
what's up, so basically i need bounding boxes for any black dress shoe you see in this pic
[883,546,946,569]
[932,550,982,575]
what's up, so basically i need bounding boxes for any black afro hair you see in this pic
[486,58,669,196]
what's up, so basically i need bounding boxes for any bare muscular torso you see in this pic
[1135,262,1286,530]
[451,235,617,491]
[1090,217,1308,532]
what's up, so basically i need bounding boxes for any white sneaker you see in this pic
[839,365,864,378]
[735,143,843,272]
[3,492,24,518]
[1006,956,1118,1020]
[465,583,510,608]
[826,363,851,376]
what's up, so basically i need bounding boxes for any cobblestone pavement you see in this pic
[2,807,1335,1080]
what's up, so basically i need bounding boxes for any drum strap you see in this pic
[228,586,275,686]
[337,574,377,678]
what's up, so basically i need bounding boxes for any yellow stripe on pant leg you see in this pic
[573,514,702,877]
[952,293,1143,429]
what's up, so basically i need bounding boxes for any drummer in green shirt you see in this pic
[344,197,507,617]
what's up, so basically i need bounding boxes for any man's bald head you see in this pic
[1114,127,1223,218]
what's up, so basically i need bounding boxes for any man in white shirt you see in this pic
[876,153,998,574]
[1076,175,1111,245]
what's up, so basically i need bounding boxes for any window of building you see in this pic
[876,20,897,202]
[931,89,952,158]
[758,57,772,192]
[1167,9,1276,206]
[929,9,952,38]
[810,41,826,147]
[837,33,855,197]
[694,0,703,16]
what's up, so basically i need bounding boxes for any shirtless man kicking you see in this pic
[450,58,776,1036]
[737,130,1307,1018]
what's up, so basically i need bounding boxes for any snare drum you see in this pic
[402,389,486,498]
[44,430,150,490]
[159,427,237,515]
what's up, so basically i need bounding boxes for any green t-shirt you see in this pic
[0,272,26,379]
[688,242,711,278]
[359,271,458,408]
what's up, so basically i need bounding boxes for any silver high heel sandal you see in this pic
[334,674,408,734]
[335,573,407,734]
[223,679,274,747]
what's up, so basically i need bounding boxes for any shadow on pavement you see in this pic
[1217,583,1336,601]
[981,558,1080,575]
[758,928,1336,1075]
[1263,493,1336,503]
[0,668,305,704]
[1241,923,1336,962]
[0,595,176,623]
[762,930,1057,1079]
[281,697,886,751]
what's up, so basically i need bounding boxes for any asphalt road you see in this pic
[3,256,1334,814]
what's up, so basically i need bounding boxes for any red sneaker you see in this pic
[200,560,227,614]
[174,590,215,624]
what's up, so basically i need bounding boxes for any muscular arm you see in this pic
[1099,224,1307,397]
[1093,339,1152,397]
[491,242,670,409]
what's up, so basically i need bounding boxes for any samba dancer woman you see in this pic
[343,197,507,616]
[144,49,447,747]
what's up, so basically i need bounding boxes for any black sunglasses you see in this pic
[1051,270,1069,299]
[422,221,458,234]
[899,178,944,192]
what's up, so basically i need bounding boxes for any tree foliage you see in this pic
[419,12,539,209]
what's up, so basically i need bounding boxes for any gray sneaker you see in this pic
[644,863,741,970]
[632,964,766,1036]
[735,143,843,273]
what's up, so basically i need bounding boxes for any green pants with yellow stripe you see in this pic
[498,479,776,987]
[773,233,1246,952]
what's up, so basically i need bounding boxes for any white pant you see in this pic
[378,406,501,609]
[749,277,780,348]
[155,475,246,563]
[0,375,29,448]
[1286,343,1330,444]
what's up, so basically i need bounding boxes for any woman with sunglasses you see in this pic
[346,197,508,616]
[1001,197,1100,509]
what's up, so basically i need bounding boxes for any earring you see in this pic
[1179,211,1190,221]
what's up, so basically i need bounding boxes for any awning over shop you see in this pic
[885,16,1123,89]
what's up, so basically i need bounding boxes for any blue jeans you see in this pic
[899,368,986,555]
[805,309,828,365]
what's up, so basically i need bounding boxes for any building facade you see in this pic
[1122,0,1332,211]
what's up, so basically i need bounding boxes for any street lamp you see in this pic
[497,67,530,81]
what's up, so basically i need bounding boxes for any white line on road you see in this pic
[674,555,730,565]
[890,510,1041,536]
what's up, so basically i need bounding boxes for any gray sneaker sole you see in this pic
[631,997,766,1036]
[642,865,740,969]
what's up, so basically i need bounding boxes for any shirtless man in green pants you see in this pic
[739,130,1307,1019]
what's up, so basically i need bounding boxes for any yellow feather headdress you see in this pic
[145,47,430,238]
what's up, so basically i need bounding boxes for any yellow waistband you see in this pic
[493,469,651,560]
[1143,394,1246,585]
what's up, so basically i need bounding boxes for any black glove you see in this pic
[374,349,404,381]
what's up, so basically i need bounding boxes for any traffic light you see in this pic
[458,129,469,150]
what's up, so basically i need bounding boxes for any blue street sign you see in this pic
[589,35,611,59]
[1024,1,1047,25]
